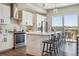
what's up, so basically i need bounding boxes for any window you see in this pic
[64,14,77,26]
[52,16,62,27]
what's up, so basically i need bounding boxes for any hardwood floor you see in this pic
[0,46,33,56]
[59,42,76,56]
[0,42,77,56]
[43,42,77,56]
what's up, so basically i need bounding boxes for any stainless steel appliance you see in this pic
[14,32,25,48]
[41,20,48,32]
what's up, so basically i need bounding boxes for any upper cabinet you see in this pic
[0,4,10,18]
[0,4,10,25]
[21,11,34,26]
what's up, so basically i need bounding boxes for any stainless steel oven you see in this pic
[14,32,25,48]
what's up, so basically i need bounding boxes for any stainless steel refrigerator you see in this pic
[41,20,48,32]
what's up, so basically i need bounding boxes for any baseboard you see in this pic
[0,47,14,54]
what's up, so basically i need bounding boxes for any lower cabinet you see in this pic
[0,33,13,52]
[26,34,50,56]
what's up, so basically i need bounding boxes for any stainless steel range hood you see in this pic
[10,3,19,20]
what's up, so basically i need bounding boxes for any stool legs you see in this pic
[48,43,52,56]
[42,43,45,56]
[42,42,53,56]
[42,39,60,56]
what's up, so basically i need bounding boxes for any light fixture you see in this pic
[53,4,58,14]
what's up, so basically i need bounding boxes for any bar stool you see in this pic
[56,33,61,55]
[42,34,58,56]
[42,40,53,56]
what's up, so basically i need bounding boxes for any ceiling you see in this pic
[5,3,78,14]
[17,3,47,14]
[32,3,78,10]
[17,3,78,14]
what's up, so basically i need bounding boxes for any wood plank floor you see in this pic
[0,46,33,56]
[57,41,76,56]
[0,42,77,56]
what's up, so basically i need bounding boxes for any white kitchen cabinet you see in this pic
[4,18,10,25]
[0,4,13,52]
[0,25,13,51]
[0,33,13,51]
[26,33,50,56]
[7,33,13,49]
[0,34,3,51]
[22,11,33,26]
[2,4,10,18]
[0,4,10,18]
[0,4,10,25]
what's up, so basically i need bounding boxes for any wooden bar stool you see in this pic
[42,34,58,56]
[55,33,61,55]
[42,40,53,56]
[76,35,79,56]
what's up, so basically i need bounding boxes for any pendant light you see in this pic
[53,4,58,14]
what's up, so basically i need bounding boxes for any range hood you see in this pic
[10,3,19,20]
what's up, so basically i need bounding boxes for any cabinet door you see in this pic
[22,11,33,26]
[0,33,13,51]
[1,33,13,51]
[22,11,27,25]
[4,18,10,25]
[7,33,13,49]
[0,34,3,51]
[0,4,3,19]
[0,4,10,24]
[2,4,10,18]
[27,35,42,55]
[0,34,8,51]
[27,13,33,26]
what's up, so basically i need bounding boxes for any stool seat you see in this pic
[42,40,53,44]
[43,39,58,43]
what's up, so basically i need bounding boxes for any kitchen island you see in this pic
[26,32,53,56]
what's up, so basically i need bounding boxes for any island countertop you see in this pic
[26,31,62,55]
[26,32,54,35]
[26,32,52,56]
